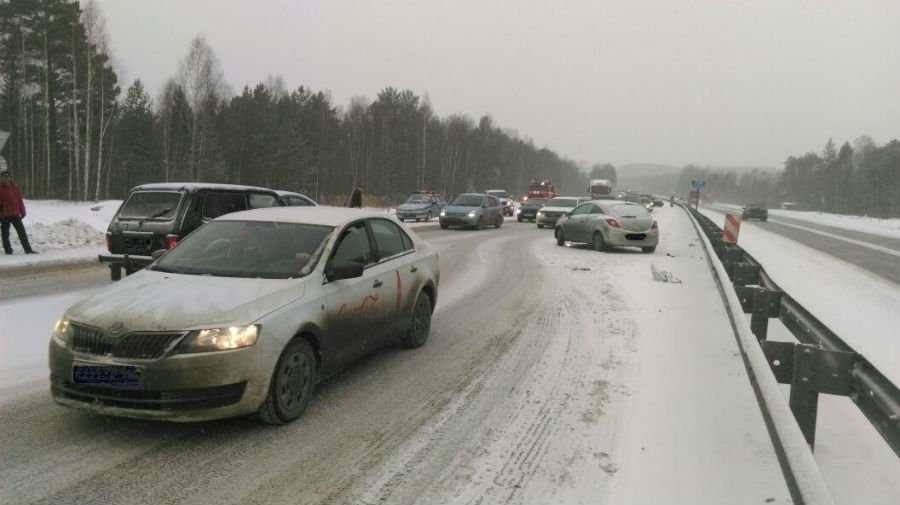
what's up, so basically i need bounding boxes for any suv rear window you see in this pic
[117,191,181,220]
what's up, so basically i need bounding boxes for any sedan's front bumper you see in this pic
[48,334,276,422]
[439,215,479,227]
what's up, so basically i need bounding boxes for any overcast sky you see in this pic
[95,0,900,169]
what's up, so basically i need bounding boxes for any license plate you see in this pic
[73,364,142,386]
[626,233,646,240]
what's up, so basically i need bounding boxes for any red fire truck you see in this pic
[524,179,557,201]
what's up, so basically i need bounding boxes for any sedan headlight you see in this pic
[53,317,72,342]
[180,325,259,353]
[467,210,477,217]
[516,208,522,214]
[537,211,544,217]
[440,210,446,217]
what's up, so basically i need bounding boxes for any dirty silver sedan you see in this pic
[554,200,658,253]
[49,207,439,424]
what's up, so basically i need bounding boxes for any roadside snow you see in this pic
[711,202,900,238]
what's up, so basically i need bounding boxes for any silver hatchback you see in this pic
[554,200,658,253]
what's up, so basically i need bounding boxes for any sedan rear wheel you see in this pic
[401,291,433,349]
[555,227,566,246]
[592,232,607,252]
[426,211,433,221]
[258,339,317,425]
[495,215,503,228]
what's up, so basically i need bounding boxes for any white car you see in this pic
[486,189,515,216]
[535,196,591,228]
[555,200,659,253]
[49,207,439,424]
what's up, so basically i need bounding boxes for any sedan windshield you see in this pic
[450,195,484,206]
[151,220,334,279]
[405,194,430,204]
[546,198,580,207]
[487,191,509,198]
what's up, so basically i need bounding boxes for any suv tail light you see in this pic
[165,234,180,249]
[105,232,112,253]
[651,220,658,229]
[605,218,620,228]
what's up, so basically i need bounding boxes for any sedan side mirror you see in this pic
[325,260,365,282]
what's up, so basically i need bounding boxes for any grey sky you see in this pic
[96,0,900,169]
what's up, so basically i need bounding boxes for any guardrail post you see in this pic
[751,288,782,341]
[790,344,821,448]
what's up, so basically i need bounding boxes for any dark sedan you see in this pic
[742,203,768,221]
[516,197,548,222]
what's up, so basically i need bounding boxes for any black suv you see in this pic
[100,182,284,280]
[741,203,768,221]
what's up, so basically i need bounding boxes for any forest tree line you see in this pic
[677,137,900,218]
[2,0,896,216]
[0,0,588,206]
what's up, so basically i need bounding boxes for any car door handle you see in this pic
[410,265,418,273]
[373,280,383,288]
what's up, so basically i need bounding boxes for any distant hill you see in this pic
[616,163,681,178]
[613,162,780,195]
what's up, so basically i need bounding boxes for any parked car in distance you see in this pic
[395,190,446,222]
[535,196,590,228]
[50,206,440,424]
[276,190,317,206]
[439,192,504,229]
[742,203,768,221]
[516,197,548,222]
[555,200,658,253]
[100,182,284,281]
[486,189,515,216]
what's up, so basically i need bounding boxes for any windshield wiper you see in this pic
[138,207,173,225]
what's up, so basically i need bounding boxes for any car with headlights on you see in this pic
[516,197,547,222]
[395,190,446,222]
[535,196,590,228]
[50,206,439,424]
[554,200,658,253]
[485,189,515,216]
[439,193,504,229]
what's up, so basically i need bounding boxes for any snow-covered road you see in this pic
[1,205,796,505]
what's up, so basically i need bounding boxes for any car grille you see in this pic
[70,323,187,359]
[51,377,246,412]
[445,212,469,217]
[542,211,562,218]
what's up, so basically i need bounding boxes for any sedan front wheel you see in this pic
[258,339,317,425]
[555,227,566,246]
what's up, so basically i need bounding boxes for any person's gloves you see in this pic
[20,213,25,219]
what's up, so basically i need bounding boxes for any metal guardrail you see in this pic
[690,207,900,467]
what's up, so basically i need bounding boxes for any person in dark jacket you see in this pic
[0,170,37,254]
[348,185,363,208]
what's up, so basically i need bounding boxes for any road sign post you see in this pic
[690,180,705,210]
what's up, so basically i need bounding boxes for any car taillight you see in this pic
[165,234,180,249]
[105,232,112,252]
[605,219,620,228]
[651,220,658,229]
